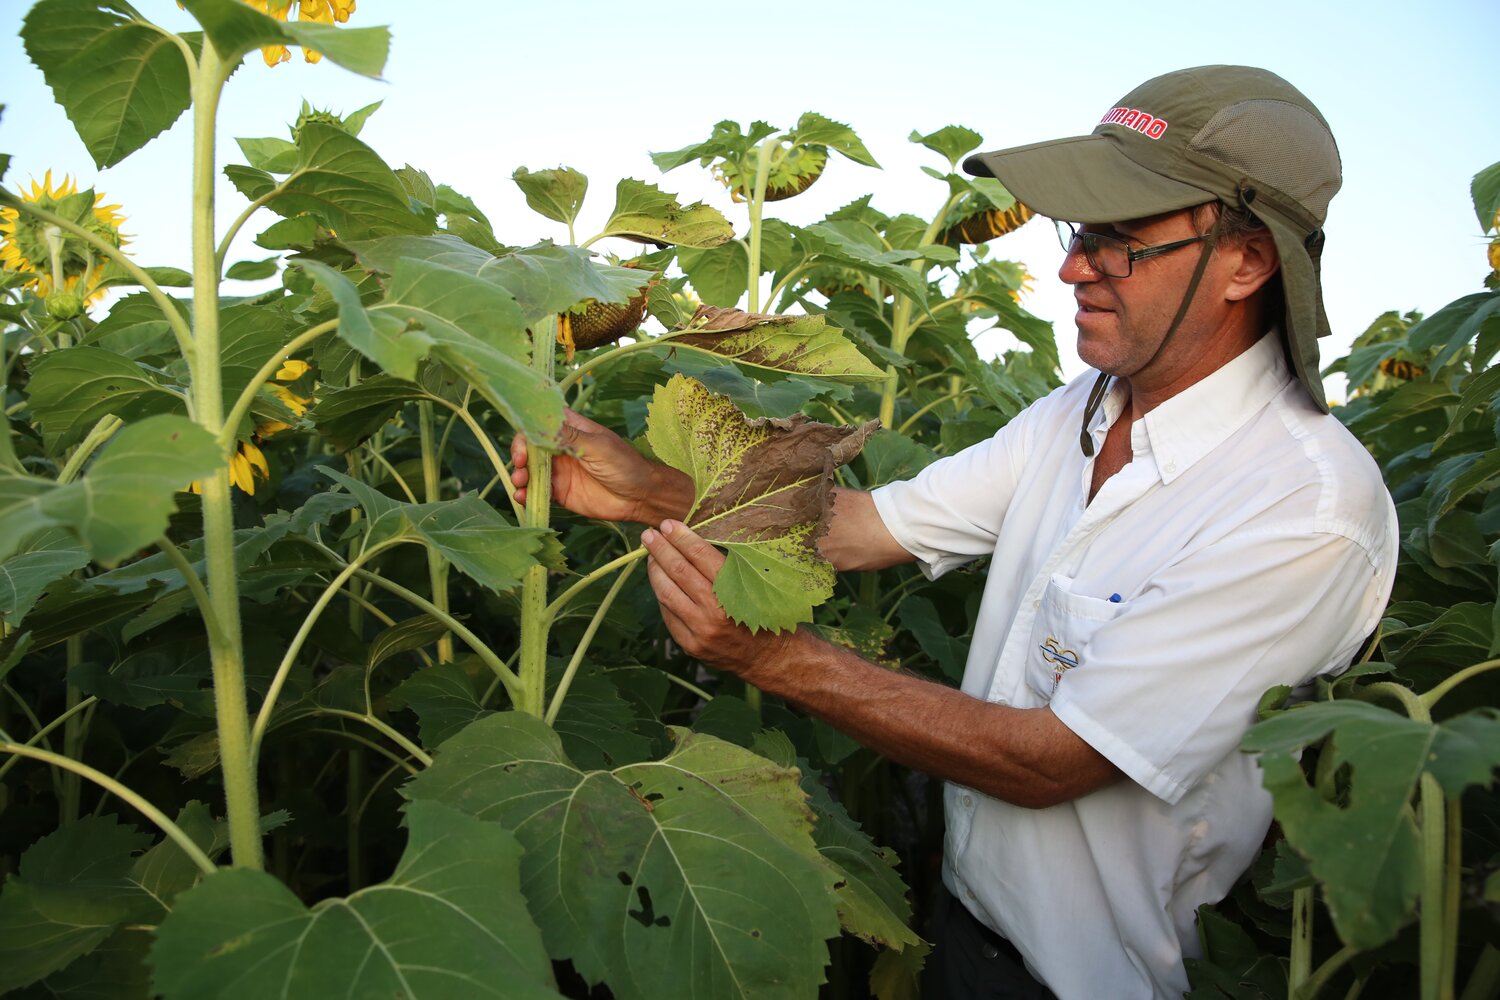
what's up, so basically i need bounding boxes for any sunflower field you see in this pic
[1,3,1497,999]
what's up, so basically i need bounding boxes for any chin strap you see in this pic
[1078,214,1226,457]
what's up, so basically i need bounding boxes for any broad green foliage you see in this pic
[663,305,887,382]
[0,415,222,564]
[405,712,842,1000]
[1,1,1070,996]
[151,801,560,999]
[647,374,876,633]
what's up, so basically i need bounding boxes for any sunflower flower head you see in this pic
[0,171,127,314]
[242,0,356,66]
[188,440,271,496]
[256,358,316,437]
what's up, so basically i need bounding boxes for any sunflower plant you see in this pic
[0,0,1077,996]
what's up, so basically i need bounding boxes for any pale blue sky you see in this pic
[2,1,1495,397]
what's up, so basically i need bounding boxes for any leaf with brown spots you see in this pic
[662,304,888,383]
[646,374,877,632]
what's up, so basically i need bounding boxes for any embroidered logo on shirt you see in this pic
[1039,636,1079,691]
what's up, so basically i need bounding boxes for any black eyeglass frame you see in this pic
[1053,220,1211,278]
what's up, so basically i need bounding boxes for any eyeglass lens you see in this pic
[1053,220,1131,277]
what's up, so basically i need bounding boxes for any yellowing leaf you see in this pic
[664,305,887,383]
[646,375,876,632]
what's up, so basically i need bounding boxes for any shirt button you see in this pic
[962,795,974,808]
[1163,461,1177,473]
[1032,599,1040,609]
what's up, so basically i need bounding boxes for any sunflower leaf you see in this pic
[789,112,880,168]
[596,179,734,249]
[664,305,888,382]
[25,347,187,454]
[403,712,842,1000]
[0,815,158,994]
[646,374,875,633]
[178,0,389,78]
[909,125,984,169]
[512,166,588,228]
[150,801,559,999]
[22,0,193,168]
[0,414,223,566]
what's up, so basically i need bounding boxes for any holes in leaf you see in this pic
[628,885,671,928]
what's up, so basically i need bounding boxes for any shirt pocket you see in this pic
[1026,574,1127,704]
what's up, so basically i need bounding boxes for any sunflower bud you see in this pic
[45,290,84,320]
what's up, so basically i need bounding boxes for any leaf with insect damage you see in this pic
[646,375,876,632]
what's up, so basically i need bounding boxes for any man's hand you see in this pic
[511,409,692,524]
[642,520,796,680]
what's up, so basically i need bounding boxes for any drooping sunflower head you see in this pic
[0,170,128,308]
[243,0,357,65]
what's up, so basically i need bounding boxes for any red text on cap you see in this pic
[1099,107,1169,139]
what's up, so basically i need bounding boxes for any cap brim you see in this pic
[964,134,1211,224]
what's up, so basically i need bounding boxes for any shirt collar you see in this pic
[1139,333,1292,485]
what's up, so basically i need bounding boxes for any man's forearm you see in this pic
[743,630,1121,808]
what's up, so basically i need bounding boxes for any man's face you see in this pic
[1059,207,1222,379]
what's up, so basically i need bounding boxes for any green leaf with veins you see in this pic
[795,222,930,308]
[0,415,222,566]
[389,659,494,748]
[150,800,560,1000]
[646,375,876,633]
[235,136,299,173]
[403,712,841,1000]
[788,112,880,168]
[0,529,90,625]
[663,305,887,382]
[513,165,588,227]
[597,179,734,249]
[178,0,390,78]
[26,347,185,453]
[0,816,157,993]
[312,374,427,450]
[322,467,551,593]
[261,123,431,240]
[1243,702,1500,950]
[21,0,193,169]
[677,240,749,308]
[298,258,564,445]
[649,119,780,174]
[909,125,984,168]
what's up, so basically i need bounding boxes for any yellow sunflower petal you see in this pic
[242,440,271,479]
[274,358,311,380]
[229,452,253,493]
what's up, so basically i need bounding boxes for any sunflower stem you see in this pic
[878,190,960,428]
[745,141,775,313]
[191,42,263,871]
[545,560,639,725]
[418,401,453,663]
[517,315,559,717]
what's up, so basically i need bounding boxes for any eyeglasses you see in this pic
[1054,220,1210,278]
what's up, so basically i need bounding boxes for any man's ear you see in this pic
[1224,230,1280,302]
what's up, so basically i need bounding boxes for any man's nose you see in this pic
[1058,242,1101,285]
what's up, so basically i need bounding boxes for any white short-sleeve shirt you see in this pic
[870,334,1398,999]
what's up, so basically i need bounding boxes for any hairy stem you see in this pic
[191,43,263,870]
[1422,658,1500,712]
[1290,886,1316,989]
[557,336,662,393]
[418,402,453,662]
[1295,945,1360,1000]
[545,547,648,623]
[55,415,123,484]
[517,315,559,717]
[745,141,775,313]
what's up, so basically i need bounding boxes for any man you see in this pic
[513,66,1398,999]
